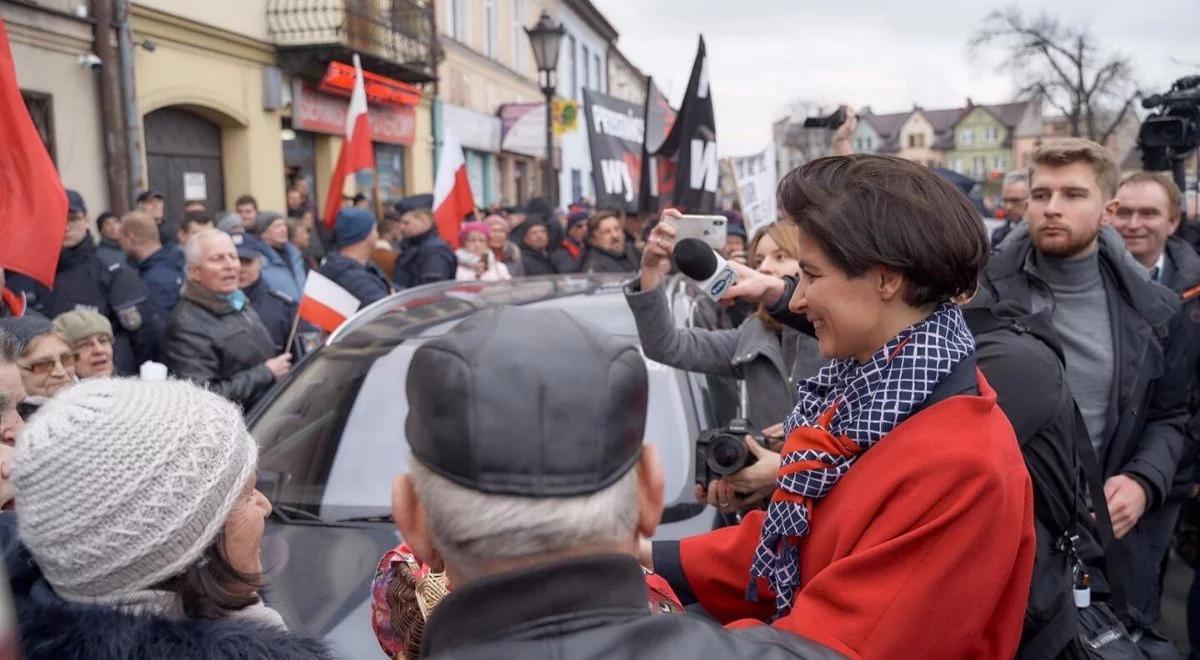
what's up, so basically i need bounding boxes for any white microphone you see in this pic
[672,237,738,300]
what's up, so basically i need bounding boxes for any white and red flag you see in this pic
[322,54,374,229]
[298,270,361,333]
[432,125,475,248]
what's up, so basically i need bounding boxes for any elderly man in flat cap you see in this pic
[389,306,836,660]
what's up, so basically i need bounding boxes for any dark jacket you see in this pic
[393,229,457,289]
[163,281,278,410]
[95,237,126,268]
[977,224,1192,628]
[319,252,392,308]
[518,244,559,276]
[552,238,586,273]
[582,244,639,274]
[625,279,823,430]
[136,244,185,320]
[0,514,331,660]
[244,278,297,353]
[991,219,1019,247]
[1161,235,1200,495]
[420,554,839,660]
[6,240,163,375]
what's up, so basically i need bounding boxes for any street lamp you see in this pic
[525,11,565,206]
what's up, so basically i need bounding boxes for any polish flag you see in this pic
[322,54,375,229]
[0,19,66,288]
[433,125,475,248]
[298,270,361,333]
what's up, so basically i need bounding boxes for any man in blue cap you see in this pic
[392,195,457,289]
[231,232,298,353]
[319,207,393,306]
[6,189,163,375]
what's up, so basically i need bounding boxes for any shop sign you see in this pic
[319,61,422,107]
[293,81,415,146]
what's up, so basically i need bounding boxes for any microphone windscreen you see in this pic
[673,238,718,281]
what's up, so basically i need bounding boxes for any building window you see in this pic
[567,34,577,100]
[465,149,488,207]
[854,137,863,151]
[953,158,964,174]
[866,136,873,151]
[593,52,601,90]
[960,129,974,146]
[20,90,55,164]
[448,0,469,42]
[511,0,524,70]
[373,143,407,205]
[973,156,986,177]
[907,133,925,148]
[483,0,496,58]
[994,156,1006,171]
[985,126,999,144]
[582,45,589,95]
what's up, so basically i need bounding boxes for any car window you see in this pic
[253,293,701,521]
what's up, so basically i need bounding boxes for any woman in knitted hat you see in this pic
[0,316,76,419]
[456,222,511,282]
[484,214,525,277]
[53,309,115,380]
[11,378,331,659]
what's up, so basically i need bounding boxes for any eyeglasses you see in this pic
[18,352,76,376]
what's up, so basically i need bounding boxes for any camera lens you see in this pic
[706,433,749,476]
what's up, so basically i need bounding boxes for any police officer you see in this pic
[232,232,297,353]
[6,190,163,375]
[392,195,457,289]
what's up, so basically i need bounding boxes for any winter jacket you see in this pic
[519,244,559,276]
[163,281,278,410]
[654,356,1036,659]
[977,223,1192,628]
[95,237,126,268]
[582,244,639,274]
[419,554,841,660]
[136,244,185,319]
[7,240,163,375]
[1160,235,1200,496]
[493,241,525,277]
[319,252,392,308]
[0,514,332,660]
[255,241,307,302]
[552,238,585,273]
[964,301,1106,659]
[393,229,457,289]
[625,279,823,430]
[454,250,511,282]
[244,278,298,353]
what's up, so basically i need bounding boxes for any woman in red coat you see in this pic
[648,155,1036,659]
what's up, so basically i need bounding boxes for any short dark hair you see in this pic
[0,331,19,364]
[180,210,214,234]
[167,529,263,620]
[777,154,987,307]
[587,210,621,238]
[235,195,258,210]
[95,211,119,231]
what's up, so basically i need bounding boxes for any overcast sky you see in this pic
[591,0,1200,157]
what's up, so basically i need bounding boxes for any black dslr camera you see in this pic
[695,418,768,487]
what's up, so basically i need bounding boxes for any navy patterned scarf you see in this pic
[747,302,975,617]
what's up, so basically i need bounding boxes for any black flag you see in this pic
[639,77,677,214]
[648,36,716,213]
[583,89,644,213]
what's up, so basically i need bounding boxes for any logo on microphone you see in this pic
[707,270,736,297]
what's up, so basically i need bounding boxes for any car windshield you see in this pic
[251,283,709,523]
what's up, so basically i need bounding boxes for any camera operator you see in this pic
[626,212,825,514]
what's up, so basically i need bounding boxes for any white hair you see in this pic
[409,460,639,578]
[184,228,232,267]
[1003,171,1029,186]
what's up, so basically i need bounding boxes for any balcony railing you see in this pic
[267,0,435,79]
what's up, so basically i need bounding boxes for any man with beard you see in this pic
[977,139,1191,651]
[582,211,640,274]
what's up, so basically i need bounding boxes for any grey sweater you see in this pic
[1030,249,1115,454]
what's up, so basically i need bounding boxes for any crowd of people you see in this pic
[1,135,1200,659]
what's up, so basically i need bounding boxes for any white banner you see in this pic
[730,144,778,238]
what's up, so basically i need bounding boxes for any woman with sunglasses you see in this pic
[0,317,77,418]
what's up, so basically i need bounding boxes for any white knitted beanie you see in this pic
[13,377,258,601]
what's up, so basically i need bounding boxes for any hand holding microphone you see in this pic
[673,237,789,306]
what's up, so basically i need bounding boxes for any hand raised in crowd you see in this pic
[831,105,859,156]
[640,210,681,291]
[264,353,293,381]
[1104,474,1148,539]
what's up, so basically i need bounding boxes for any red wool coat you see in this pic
[674,372,1035,659]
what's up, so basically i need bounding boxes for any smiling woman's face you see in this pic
[788,228,891,362]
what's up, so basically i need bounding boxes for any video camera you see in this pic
[695,418,768,487]
[1139,76,1200,174]
[804,106,848,131]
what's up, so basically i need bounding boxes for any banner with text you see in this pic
[646,37,716,213]
[583,88,644,213]
[729,144,778,236]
